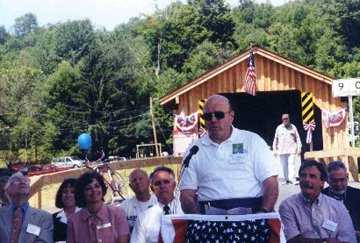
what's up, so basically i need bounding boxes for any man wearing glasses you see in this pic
[180,94,278,215]
[272,113,302,185]
[130,166,183,243]
[0,172,53,243]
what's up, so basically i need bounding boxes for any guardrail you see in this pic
[29,156,182,210]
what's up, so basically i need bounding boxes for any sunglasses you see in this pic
[204,111,228,121]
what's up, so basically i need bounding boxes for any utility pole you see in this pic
[150,96,159,156]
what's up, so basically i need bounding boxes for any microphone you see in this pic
[183,145,199,168]
[176,145,199,196]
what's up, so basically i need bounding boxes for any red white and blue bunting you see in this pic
[303,121,316,144]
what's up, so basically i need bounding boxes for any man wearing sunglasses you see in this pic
[272,113,302,185]
[180,94,278,215]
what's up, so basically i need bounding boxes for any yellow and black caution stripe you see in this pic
[198,99,206,129]
[301,92,315,124]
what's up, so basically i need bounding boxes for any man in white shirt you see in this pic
[130,166,183,243]
[119,169,157,231]
[180,94,278,215]
[273,113,302,184]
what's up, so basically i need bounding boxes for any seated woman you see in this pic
[53,178,80,243]
[67,171,129,243]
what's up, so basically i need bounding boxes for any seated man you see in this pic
[130,166,183,243]
[0,169,12,207]
[322,160,360,241]
[279,160,356,243]
[119,168,157,231]
[0,172,53,243]
[0,173,11,207]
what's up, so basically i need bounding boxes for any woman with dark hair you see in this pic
[53,178,80,243]
[67,171,129,243]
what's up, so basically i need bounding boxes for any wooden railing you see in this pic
[304,148,360,181]
[29,156,182,210]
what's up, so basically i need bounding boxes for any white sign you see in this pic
[332,78,360,97]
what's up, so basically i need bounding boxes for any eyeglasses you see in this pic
[152,179,171,187]
[204,111,229,121]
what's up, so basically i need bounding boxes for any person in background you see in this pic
[130,166,183,243]
[180,94,278,215]
[322,160,360,242]
[0,172,53,243]
[119,169,157,232]
[279,160,356,243]
[273,113,302,184]
[53,178,80,243]
[0,175,10,207]
[0,168,12,207]
[67,171,129,243]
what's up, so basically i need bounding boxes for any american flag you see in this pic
[244,48,257,96]
[160,213,285,243]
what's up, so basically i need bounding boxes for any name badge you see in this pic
[322,219,337,232]
[97,222,112,230]
[26,224,41,236]
[232,143,244,154]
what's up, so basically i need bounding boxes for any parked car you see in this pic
[108,156,127,162]
[51,156,84,168]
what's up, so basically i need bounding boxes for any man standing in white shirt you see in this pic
[180,94,278,215]
[130,166,183,243]
[273,113,302,184]
[119,169,157,231]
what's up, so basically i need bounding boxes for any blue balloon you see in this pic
[77,133,92,150]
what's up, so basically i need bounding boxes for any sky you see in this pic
[0,0,289,32]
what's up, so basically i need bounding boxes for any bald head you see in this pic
[204,95,232,112]
[129,169,148,181]
[129,169,150,199]
[204,94,234,144]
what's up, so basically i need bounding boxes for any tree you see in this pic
[0,26,9,44]
[14,13,38,37]
[190,0,235,45]
[52,19,95,64]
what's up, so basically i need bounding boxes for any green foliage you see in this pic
[2,0,360,162]
[14,13,38,37]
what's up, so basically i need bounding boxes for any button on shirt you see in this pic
[272,124,301,155]
[180,127,278,201]
[279,193,356,242]
[130,198,183,243]
[119,194,157,230]
[67,205,129,243]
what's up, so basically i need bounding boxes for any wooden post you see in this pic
[37,189,42,209]
[150,97,159,157]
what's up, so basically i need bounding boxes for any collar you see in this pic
[201,126,236,146]
[300,192,322,206]
[328,188,346,201]
[56,207,81,224]
[80,204,108,222]
[281,123,293,129]
[11,202,29,215]
[157,198,178,210]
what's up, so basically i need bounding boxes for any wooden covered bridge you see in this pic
[160,46,360,181]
